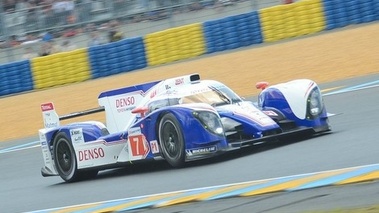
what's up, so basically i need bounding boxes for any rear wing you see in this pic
[41,102,105,129]
[41,103,60,129]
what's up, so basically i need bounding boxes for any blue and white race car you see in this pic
[39,73,331,182]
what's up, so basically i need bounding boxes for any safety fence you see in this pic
[0,0,378,97]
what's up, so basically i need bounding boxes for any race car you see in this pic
[39,73,331,182]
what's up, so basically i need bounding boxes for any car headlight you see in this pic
[192,111,224,136]
[307,88,323,118]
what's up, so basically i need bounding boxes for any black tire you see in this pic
[53,132,80,182]
[53,132,99,182]
[158,113,185,168]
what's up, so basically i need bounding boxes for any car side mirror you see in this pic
[256,82,269,90]
[131,106,148,118]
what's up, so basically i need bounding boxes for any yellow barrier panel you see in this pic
[260,0,325,42]
[31,48,91,89]
[145,23,206,66]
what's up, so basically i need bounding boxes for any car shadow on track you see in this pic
[87,133,333,182]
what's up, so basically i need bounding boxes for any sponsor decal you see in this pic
[116,97,135,107]
[41,103,54,111]
[190,87,211,94]
[150,140,159,154]
[70,128,84,143]
[127,128,150,160]
[175,77,184,85]
[150,89,157,98]
[115,96,136,113]
[78,148,105,161]
[44,122,58,129]
[128,134,150,160]
[186,146,217,156]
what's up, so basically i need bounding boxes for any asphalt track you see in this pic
[1,74,379,213]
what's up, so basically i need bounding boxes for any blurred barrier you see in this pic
[145,23,206,66]
[0,0,379,97]
[31,48,91,89]
[322,0,379,30]
[203,11,262,53]
[88,37,147,78]
[260,0,325,42]
[0,60,33,96]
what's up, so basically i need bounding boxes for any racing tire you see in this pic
[158,113,185,168]
[53,132,81,182]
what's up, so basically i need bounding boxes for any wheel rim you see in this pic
[56,139,73,174]
[161,120,180,158]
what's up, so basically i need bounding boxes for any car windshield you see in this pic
[147,81,243,112]
[180,83,242,106]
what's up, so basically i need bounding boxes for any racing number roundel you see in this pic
[128,134,150,160]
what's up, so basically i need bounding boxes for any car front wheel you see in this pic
[158,113,185,168]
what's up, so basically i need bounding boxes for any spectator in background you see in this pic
[76,0,92,23]
[136,0,149,12]
[21,33,41,45]
[39,40,60,56]
[108,20,124,42]
[52,0,75,25]
[21,47,38,59]
[60,40,77,52]
[4,0,16,13]
[88,30,105,47]
[9,35,21,47]
[41,31,53,42]
[15,0,28,11]
[40,1,55,28]
[25,0,39,31]
[113,0,128,16]
[189,1,202,11]
[50,40,61,53]
[109,30,123,42]
[39,41,52,56]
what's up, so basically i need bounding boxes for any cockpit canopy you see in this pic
[146,80,243,113]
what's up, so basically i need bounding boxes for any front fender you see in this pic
[259,79,329,129]
[151,104,228,150]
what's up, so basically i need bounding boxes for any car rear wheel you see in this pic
[53,132,98,182]
[158,113,185,168]
[53,132,79,182]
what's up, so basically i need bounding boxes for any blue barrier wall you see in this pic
[203,11,262,54]
[323,0,379,30]
[0,60,33,96]
[88,37,147,79]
